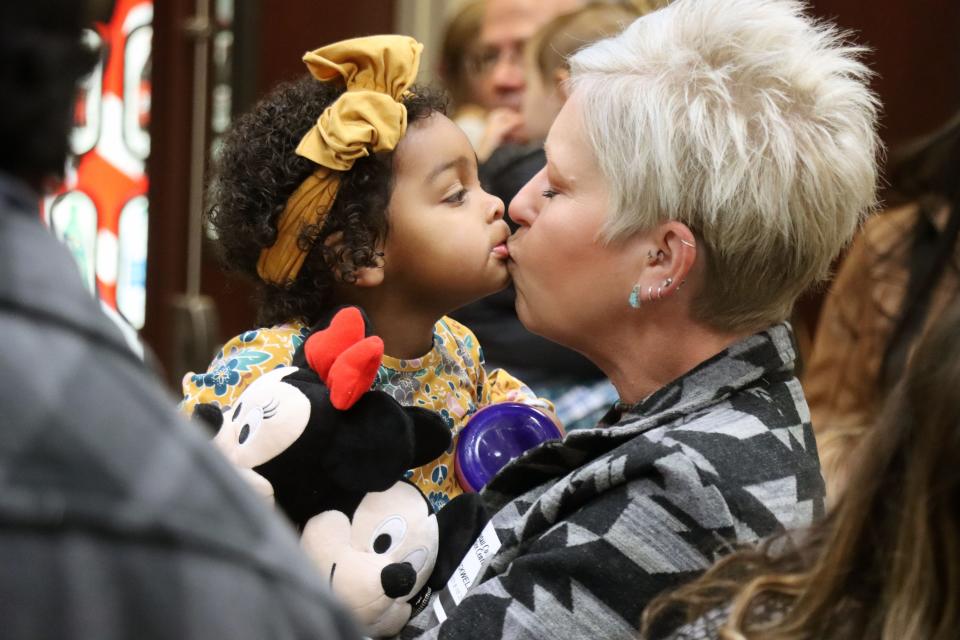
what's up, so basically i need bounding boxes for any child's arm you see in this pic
[436,315,559,427]
[179,324,307,417]
[482,368,556,417]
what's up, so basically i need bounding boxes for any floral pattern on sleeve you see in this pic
[376,316,552,511]
[181,315,551,514]
[179,321,309,415]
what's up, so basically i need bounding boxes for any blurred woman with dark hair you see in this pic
[644,297,960,640]
[804,112,960,503]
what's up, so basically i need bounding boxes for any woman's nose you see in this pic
[507,167,545,228]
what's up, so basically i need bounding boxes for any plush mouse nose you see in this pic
[381,561,417,598]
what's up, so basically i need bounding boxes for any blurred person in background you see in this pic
[0,2,361,638]
[438,0,494,153]
[803,112,960,504]
[522,2,640,143]
[476,0,582,112]
[456,0,585,162]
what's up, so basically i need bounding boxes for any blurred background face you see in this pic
[463,48,501,111]
[520,64,565,142]
[520,2,640,142]
[477,0,581,111]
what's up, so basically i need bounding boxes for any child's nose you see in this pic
[488,194,505,222]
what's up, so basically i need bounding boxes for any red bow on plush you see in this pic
[304,307,384,410]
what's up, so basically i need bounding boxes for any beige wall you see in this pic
[394,0,454,86]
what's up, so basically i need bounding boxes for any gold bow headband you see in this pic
[257,35,423,285]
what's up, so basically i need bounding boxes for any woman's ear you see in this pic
[629,221,698,306]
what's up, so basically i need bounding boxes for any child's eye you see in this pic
[542,189,558,199]
[444,188,468,205]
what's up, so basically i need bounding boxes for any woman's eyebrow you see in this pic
[425,156,469,184]
[544,144,559,175]
[544,152,562,182]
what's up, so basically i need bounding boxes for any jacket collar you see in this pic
[481,323,798,506]
[597,322,797,436]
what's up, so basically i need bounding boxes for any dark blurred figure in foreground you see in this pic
[0,3,360,638]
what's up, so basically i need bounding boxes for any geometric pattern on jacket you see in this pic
[402,323,825,639]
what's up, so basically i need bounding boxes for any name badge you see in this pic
[432,520,502,622]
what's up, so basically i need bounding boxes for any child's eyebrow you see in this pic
[425,156,470,185]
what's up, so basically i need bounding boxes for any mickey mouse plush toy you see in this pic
[195,307,486,637]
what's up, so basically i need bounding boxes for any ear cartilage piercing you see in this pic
[680,239,696,248]
[629,285,642,309]
[664,277,673,287]
[647,286,654,300]
[656,286,663,299]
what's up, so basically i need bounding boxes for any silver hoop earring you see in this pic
[629,285,642,309]
[656,286,663,300]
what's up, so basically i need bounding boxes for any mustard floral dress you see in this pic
[181,316,552,510]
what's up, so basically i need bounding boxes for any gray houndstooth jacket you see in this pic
[0,173,360,640]
[402,322,825,639]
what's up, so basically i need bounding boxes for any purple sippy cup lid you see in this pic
[455,403,562,492]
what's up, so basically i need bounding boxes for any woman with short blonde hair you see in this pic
[569,0,880,332]
[403,1,880,638]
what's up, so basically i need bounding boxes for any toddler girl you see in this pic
[181,35,551,510]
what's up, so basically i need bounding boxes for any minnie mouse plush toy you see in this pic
[195,307,486,637]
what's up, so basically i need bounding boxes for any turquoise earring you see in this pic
[629,285,642,308]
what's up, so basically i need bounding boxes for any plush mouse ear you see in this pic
[319,391,427,493]
[302,306,383,410]
[326,336,384,410]
[303,306,368,380]
[192,403,223,436]
[404,406,452,468]
[428,493,489,590]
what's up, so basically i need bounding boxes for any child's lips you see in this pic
[492,242,510,259]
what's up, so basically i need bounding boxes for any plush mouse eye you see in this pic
[238,407,263,445]
[370,516,407,555]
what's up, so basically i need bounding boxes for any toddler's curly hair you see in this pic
[206,75,447,326]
